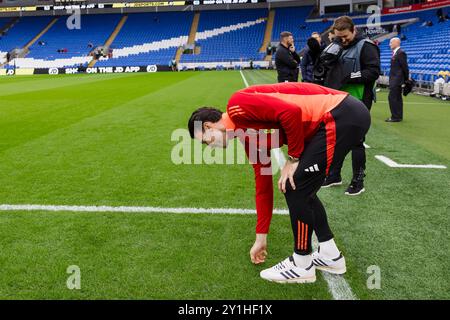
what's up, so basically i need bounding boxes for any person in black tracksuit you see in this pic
[320,16,380,196]
[275,31,300,83]
[300,37,321,83]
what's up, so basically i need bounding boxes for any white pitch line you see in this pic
[0,202,356,300]
[0,204,289,215]
[239,69,250,88]
[240,70,357,300]
[272,148,286,169]
[377,101,446,105]
[312,238,357,300]
[375,155,447,169]
[364,143,371,149]
[321,272,358,300]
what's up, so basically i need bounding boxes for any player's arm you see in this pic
[250,156,274,235]
[244,140,273,264]
[399,51,410,82]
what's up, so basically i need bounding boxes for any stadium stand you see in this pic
[272,6,321,45]
[0,16,53,52]
[27,14,122,62]
[379,10,450,84]
[0,4,448,87]
[0,17,11,32]
[180,9,267,63]
[97,12,193,67]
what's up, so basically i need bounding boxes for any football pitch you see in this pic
[0,70,449,300]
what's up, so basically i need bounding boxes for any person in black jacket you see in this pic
[320,16,380,196]
[323,28,380,109]
[387,37,409,122]
[275,31,300,82]
[300,37,321,82]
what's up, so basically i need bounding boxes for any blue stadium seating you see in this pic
[272,6,326,45]
[0,17,10,28]
[0,5,448,76]
[0,16,53,52]
[27,14,122,61]
[378,9,450,83]
[181,9,267,63]
[97,12,193,67]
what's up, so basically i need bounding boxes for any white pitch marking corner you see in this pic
[375,155,447,169]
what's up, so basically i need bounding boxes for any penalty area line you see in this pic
[375,155,447,169]
[0,204,289,215]
[312,237,357,300]
[239,69,250,88]
[0,202,358,300]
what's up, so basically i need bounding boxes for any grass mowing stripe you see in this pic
[2,71,447,299]
[252,69,278,83]
[0,72,198,154]
[240,70,357,300]
[0,73,139,97]
[0,203,358,300]
[372,91,450,160]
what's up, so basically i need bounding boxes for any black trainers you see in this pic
[321,175,343,188]
[344,179,365,196]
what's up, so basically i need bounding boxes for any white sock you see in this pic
[293,253,312,268]
[319,238,340,259]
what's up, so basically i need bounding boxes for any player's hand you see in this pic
[278,160,299,193]
[250,234,268,264]
[289,45,296,52]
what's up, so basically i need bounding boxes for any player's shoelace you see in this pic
[274,256,296,271]
[312,252,343,266]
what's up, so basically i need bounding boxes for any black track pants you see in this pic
[284,95,371,255]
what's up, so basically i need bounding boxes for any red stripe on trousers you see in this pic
[301,222,305,250]
[304,224,308,251]
[323,112,337,176]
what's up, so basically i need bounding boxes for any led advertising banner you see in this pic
[0,0,266,12]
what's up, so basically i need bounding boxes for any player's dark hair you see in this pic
[188,107,223,139]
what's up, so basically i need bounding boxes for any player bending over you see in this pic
[187,82,370,283]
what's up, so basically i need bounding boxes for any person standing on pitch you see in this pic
[275,31,300,83]
[300,35,321,83]
[386,37,409,122]
[320,16,380,196]
[187,82,370,283]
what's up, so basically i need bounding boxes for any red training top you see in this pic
[225,82,348,234]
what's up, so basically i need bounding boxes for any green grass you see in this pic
[0,70,449,299]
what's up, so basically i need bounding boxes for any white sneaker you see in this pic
[312,251,346,275]
[260,256,316,284]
